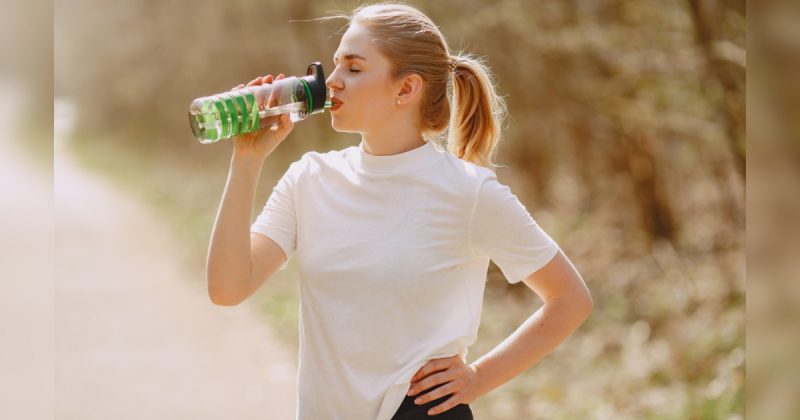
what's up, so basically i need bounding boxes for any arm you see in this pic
[407,248,592,415]
[469,248,593,396]
[206,73,294,306]
[408,177,592,415]
[206,153,287,306]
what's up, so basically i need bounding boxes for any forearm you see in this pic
[470,296,592,397]
[206,152,265,301]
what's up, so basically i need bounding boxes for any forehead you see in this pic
[334,23,378,60]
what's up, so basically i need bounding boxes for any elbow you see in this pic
[577,292,593,319]
[206,260,250,306]
[209,292,242,307]
[557,288,592,320]
[207,276,244,307]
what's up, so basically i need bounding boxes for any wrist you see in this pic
[469,362,491,398]
[231,150,267,168]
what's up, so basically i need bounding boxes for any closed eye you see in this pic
[349,69,361,73]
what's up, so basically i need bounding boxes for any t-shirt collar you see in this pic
[356,140,441,174]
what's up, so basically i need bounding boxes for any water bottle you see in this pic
[189,62,330,143]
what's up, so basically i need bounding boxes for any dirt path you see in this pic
[51,100,297,419]
[0,110,55,419]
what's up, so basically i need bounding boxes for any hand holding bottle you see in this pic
[230,73,295,160]
[188,62,327,148]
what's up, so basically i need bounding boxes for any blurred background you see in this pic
[3,0,771,418]
[54,0,746,418]
[747,1,800,420]
[1,0,54,419]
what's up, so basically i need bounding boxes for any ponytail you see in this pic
[447,54,507,170]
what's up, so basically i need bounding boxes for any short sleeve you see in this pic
[469,172,560,284]
[250,159,302,271]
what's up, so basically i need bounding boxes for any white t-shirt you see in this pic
[251,140,559,420]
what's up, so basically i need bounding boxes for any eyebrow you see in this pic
[333,53,367,63]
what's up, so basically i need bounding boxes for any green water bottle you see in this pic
[188,62,330,143]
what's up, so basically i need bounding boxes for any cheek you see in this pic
[356,77,393,113]
[361,99,395,126]
[332,75,393,129]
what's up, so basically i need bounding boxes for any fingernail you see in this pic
[415,398,422,405]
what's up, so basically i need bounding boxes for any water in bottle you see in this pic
[189,62,331,143]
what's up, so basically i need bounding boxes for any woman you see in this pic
[207,3,593,419]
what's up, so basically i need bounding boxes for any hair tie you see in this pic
[448,56,458,73]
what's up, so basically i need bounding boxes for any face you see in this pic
[326,23,399,133]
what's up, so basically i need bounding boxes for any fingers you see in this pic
[234,71,284,90]
[411,381,458,406]
[255,74,274,85]
[266,73,285,108]
[232,74,272,91]
[250,73,282,86]
[233,72,286,114]
[249,74,273,109]
[268,112,293,132]
[412,357,453,383]
[405,355,474,416]
[428,395,462,416]
[260,112,289,133]
[268,116,280,132]
[408,372,451,397]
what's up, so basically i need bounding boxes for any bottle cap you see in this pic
[301,62,327,115]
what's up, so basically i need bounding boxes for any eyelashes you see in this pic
[331,63,361,73]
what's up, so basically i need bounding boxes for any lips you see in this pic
[330,97,343,111]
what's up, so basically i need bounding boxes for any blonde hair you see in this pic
[319,2,507,169]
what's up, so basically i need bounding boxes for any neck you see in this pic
[359,117,426,156]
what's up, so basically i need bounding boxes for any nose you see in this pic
[326,67,343,92]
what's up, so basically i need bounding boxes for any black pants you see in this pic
[391,382,474,419]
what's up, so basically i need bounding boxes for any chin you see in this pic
[329,115,360,133]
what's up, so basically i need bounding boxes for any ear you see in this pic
[395,73,424,105]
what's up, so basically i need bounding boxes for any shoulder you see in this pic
[433,150,517,211]
[433,147,499,192]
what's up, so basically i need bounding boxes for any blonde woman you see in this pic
[207,3,593,419]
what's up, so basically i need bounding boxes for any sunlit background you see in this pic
[7,0,788,418]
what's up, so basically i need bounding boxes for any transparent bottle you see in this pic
[189,62,330,143]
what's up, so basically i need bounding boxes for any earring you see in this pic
[396,98,401,105]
